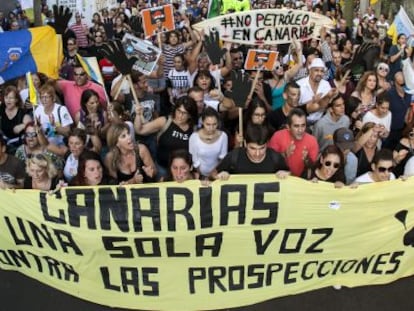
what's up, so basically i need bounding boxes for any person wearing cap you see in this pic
[333,127,357,184]
[296,57,337,127]
[354,149,396,183]
[313,93,350,151]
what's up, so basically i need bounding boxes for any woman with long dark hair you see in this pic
[303,145,346,187]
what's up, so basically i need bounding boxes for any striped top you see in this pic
[69,22,89,48]
[162,43,185,79]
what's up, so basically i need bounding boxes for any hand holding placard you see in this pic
[203,30,227,65]
[48,5,72,35]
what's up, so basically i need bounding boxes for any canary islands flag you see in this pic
[76,54,105,86]
[0,26,63,84]
[387,7,414,45]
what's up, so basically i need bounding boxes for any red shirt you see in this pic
[268,129,319,177]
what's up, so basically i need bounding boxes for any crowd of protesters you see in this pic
[0,0,413,191]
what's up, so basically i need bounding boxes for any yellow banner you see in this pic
[1,175,414,310]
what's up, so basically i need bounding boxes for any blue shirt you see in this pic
[388,87,411,131]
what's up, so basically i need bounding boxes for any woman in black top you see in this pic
[134,96,198,179]
[303,145,346,188]
[0,85,31,153]
[104,123,156,185]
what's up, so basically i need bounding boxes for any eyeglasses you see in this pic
[324,161,340,169]
[74,72,86,76]
[377,166,394,173]
[40,95,52,100]
[378,66,389,72]
[25,132,38,138]
[176,109,189,116]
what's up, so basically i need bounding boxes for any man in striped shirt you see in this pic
[69,13,89,51]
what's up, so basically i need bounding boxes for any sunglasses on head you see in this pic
[324,161,340,169]
[377,166,393,173]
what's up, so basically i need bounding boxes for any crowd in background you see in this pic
[0,0,413,191]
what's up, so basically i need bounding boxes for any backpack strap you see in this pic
[57,105,63,125]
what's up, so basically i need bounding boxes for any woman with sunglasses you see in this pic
[303,145,346,187]
[375,62,391,96]
[354,148,396,183]
[15,122,64,174]
[268,43,303,110]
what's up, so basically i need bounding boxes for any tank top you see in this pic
[271,80,286,110]
[157,121,193,168]
[116,151,152,183]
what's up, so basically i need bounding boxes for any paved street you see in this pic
[1,269,414,311]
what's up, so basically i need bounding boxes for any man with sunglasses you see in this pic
[354,149,396,183]
[56,64,107,119]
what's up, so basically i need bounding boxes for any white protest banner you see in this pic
[193,9,333,45]
[48,0,118,26]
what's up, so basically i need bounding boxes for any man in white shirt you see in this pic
[297,58,336,126]
[355,149,396,183]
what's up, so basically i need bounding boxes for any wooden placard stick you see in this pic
[238,107,243,147]
[126,74,145,124]
[157,32,162,49]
